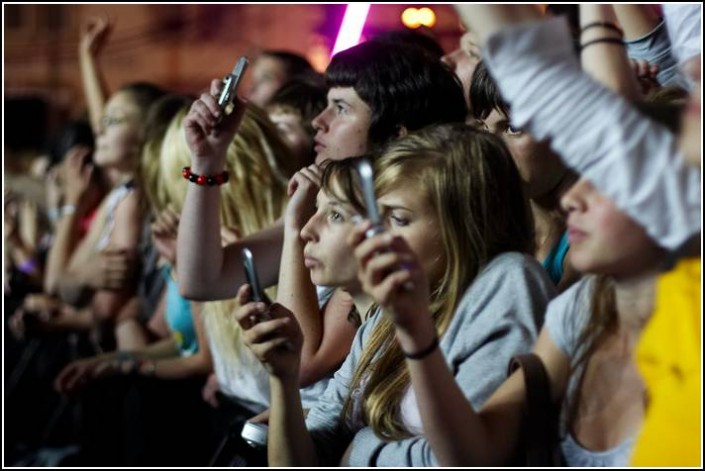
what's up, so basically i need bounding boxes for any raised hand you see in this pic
[80,15,113,57]
[284,164,322,232]
[183,79,247,175]
[349,221,431,333]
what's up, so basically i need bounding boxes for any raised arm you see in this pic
[580,4,641,101]
[79,16,112,134]
[178,81,284,300]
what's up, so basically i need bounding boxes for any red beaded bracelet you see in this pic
[182,166,229,186]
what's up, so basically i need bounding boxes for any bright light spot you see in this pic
[332,4,371,56]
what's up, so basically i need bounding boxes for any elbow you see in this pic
[178,283,211,302]
[298,365,324,389]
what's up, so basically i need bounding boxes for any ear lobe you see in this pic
[397,125,408,138]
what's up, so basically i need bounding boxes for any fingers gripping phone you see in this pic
[218,57,249,114]
[354,158,385,239]
[242,248,272,323]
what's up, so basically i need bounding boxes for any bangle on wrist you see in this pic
[182,166,229,186]
[403,335,439,360]
[59,204,77,217]
[580,21,624,38]
[579,37,625,53]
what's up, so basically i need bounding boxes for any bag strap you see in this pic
[508,353,562,466]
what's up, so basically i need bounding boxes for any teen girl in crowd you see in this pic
[236,124,556,466]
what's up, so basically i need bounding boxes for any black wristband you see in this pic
[579,37,625,53]
[580,21,624,38]
[403,336,439,360]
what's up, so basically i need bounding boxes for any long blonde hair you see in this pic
[159,103,295,370]
[342,123,534,439]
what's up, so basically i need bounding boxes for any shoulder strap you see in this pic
[508,353,562,467]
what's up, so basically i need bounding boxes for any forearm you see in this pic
[176,184,227,300]
[277,226,322,382]
[145,352,212,380]
[580,4,640,101]
[44,213,83,295]
[79,47,108,134]
[268,376,318,466]
[396,326,521,467]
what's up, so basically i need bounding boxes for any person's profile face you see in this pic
[310,87,372,164]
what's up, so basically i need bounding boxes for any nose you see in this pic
[560,178,591,214]
[311,107,330,134]
[300,211,321,243]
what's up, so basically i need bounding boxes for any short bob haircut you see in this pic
[326,40,467,146]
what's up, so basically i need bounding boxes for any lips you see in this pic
[567,227,587,244]
[303,255,321,269]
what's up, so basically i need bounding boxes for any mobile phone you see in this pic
[242,247,271,306]
[218,56,249,112]
[241,421,268,449]
[354,158,385,238]
[355,159,415,291]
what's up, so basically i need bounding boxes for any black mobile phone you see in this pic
[242,247,270,306]
[354,158,385,238]
[218,56,249,112]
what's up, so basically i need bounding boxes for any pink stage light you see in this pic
[331,4,371,57]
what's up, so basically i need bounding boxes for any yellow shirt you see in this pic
[631,258,701,466]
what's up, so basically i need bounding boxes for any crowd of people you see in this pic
[5,4,700,467]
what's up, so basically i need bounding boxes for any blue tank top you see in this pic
[542,231,570,286]
[164,265,198,356]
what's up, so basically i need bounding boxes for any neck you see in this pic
[613,271,658,333]
[106,167,134,187]
[350,290,375,321]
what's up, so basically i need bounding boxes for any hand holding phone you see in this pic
[218,57,249,115]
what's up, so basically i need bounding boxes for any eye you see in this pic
[389,214,409,227]
[505,124,522,136]
[328,210,344,223]
[335,104,347,115]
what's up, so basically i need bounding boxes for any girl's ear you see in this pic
[396,125,408,138]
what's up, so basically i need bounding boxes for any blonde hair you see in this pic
[140,94,194,213]
[341,123,534,439]
[159,104,296,376]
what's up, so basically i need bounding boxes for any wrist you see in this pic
[190,159,227,176]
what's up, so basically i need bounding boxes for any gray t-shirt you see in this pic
[305,252,556,466]
[545,277,636,467]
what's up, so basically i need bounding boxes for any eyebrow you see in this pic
[331,98,349,107]
[381,203,413,212]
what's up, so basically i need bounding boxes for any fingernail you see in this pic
[351,215,363,226]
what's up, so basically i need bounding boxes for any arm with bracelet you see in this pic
[579,4,641,101]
